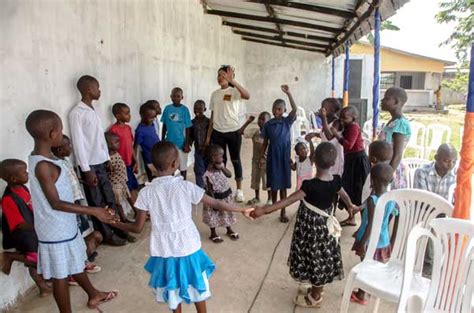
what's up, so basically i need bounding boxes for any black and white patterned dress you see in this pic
[287,176,344,286]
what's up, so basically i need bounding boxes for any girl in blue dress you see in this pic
[260,85,297,223]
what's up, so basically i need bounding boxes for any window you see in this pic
[380,72,395,89]
[400,75,413,89]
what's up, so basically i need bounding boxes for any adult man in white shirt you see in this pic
[69,75,128,246]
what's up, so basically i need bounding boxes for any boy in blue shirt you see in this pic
[161,87,192,179]
[135,101,160,181]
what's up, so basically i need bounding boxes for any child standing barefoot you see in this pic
[25,110,118,312]
[252,142,357,308]
[260,85,297,223]
[291,139,315,190]
[113,141,253,312]
[203,145,239,243]
[350,163,399,304]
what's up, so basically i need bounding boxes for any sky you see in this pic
[378,0,457,62]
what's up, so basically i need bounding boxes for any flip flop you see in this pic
[297,284,325,296]
[209,235,224,243]
[293,293,322,308]
[227,232,239,241]
[340,220,357,227]
[350,291,368,305]
[87,290,119,310]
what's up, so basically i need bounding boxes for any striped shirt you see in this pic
[414,162,456,201]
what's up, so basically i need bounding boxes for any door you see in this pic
[349,59,363,99]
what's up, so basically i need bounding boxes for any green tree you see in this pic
[366,20,400,44]
[436,0,474,62]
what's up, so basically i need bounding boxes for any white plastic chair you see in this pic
[363,137,372,155]
[308,110,318,131]
[363,118,373,138]
[398,218,474,313]
[404,121,426,158]
[403,158,431,188]
[424,124,452,159]
[340,189,453,313]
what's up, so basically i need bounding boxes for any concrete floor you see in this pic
[6,137,396,313]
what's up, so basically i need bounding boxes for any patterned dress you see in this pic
[202,170,236,228]
[288,176,344,286]
[107,152,130,204]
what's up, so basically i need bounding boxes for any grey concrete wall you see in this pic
[0,0,331,308]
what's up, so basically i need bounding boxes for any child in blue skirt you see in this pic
[260,84,297,223]
[114,141,253,312]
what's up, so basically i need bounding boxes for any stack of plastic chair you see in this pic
[403,158,431,188]
[397,218,474,313]
[340,189,453,313]
[404,121,426,158]
[424,124,452,159]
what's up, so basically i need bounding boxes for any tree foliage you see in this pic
[442,71,469,93]
[366,20,400,44]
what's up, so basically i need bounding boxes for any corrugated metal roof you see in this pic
[201,0,410,56]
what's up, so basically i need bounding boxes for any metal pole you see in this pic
[343,43,350,107]
[372,8,381,140]
[331,56,336,97]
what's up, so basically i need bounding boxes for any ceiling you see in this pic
[201,0,409,56]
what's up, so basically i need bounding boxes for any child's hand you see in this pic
[94,207,116,224]
[214,163,224,170]
[250,206,266,219]
[319,107,327,118]
[84,171,98,187]
[259,156,266,169]
[350,204,362,215]
[133,163,139,174]
[242,207,255,220]
[280,84,290,94]
[353,241,366,258]
[305,133,316,141]
[330,126,339,136]
[248,115,255,122]
[223,66,235,84]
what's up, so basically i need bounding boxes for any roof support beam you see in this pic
[242,37,326,53]
[248,0,356,19]
[206,9,342,33]
[233,30,328,49]
[222,21,336,43]
[263,3,285,44]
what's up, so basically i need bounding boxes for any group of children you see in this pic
[0,72,414,312]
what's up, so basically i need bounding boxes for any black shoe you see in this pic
[105,234,126,246]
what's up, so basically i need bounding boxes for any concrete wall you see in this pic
[0,0,329,308]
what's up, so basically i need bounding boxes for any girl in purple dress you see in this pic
[260,85,298,223]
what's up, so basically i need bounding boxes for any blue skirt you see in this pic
[145,249,215,310]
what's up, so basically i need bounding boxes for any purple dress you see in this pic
[261,115,295,190]
[202,170,236,228]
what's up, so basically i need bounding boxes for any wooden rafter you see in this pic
[242,37,326,53]
[205,9,343,33]
[263,3,284,44]
[247,0,356,19]
[233,30,328,49]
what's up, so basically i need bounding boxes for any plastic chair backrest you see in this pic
[398,218,474,313]
[403,158,431,188]
[366,189,453,268]
[363,137,371,155]
[406,121,426,148]
[297,106,307,119]
[426,124,452,150]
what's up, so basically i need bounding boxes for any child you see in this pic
[135,101,160,181]
[203,145,239,243]
[361,140,393,203]
[350,163,398,304]
[248,111,271,205]
[161,87,192,179]
[251,142,357,308]
[25,109,118,312]
[190,100,210,188]
[379,87,411,189]
[1,159,51,296]
[291,139,315,190]
[51,135,104,272]
[328,106,370,227]
[318,98,344,176]
[109,102,138,201]
[105,132,138,232]
[112,141,253,312]
[260,85,298,223]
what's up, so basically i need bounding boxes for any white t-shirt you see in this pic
[135,175,204,257]
[209,87,243,133]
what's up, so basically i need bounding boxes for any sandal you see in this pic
[350,291,368,305]
[246,198,260,205]
[85,262,101,274]
[294,293,322,308]
[297,284,325,296]
[209,235,224,243]
[87,290,119,310]
[227,232,239,241]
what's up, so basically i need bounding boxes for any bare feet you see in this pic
[39,285,52,297]
[1,254,14,275]
[87,290,119,309]
[280,214,289,223]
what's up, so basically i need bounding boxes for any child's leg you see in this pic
[279,189,289,223]
[181,170,187,180]
[271,190,278,204]
[1,252,29,274]
[72,271,118,309]
[254,189,260,200]
[28,267,51,297]
[194,300,207,313]
[310,285,323,301]
[173,303,182,313]
[266,190,272,202]
[52,278,72,313]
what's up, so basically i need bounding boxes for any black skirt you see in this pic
[342,151,370,206]
[287,202,344,286]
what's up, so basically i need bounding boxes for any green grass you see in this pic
[379,104,465,159]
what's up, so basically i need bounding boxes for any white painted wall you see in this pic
[0,0,332,308]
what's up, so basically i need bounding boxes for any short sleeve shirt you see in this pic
[209,87,243,132]
[382,117,411,144]
[252,129,265,162]
[109,123,134,166]
[191,116,210,152]
[135,123,160,164]
[1,187,33,232]
[161,104,192,149]
[301,175,342,211]
[108,153,128,186]
[134,175,204,257]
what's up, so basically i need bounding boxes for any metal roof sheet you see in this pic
[202,0,410,56]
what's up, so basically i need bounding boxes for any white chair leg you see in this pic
[371,296,380,313]
[340,272,356,313]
